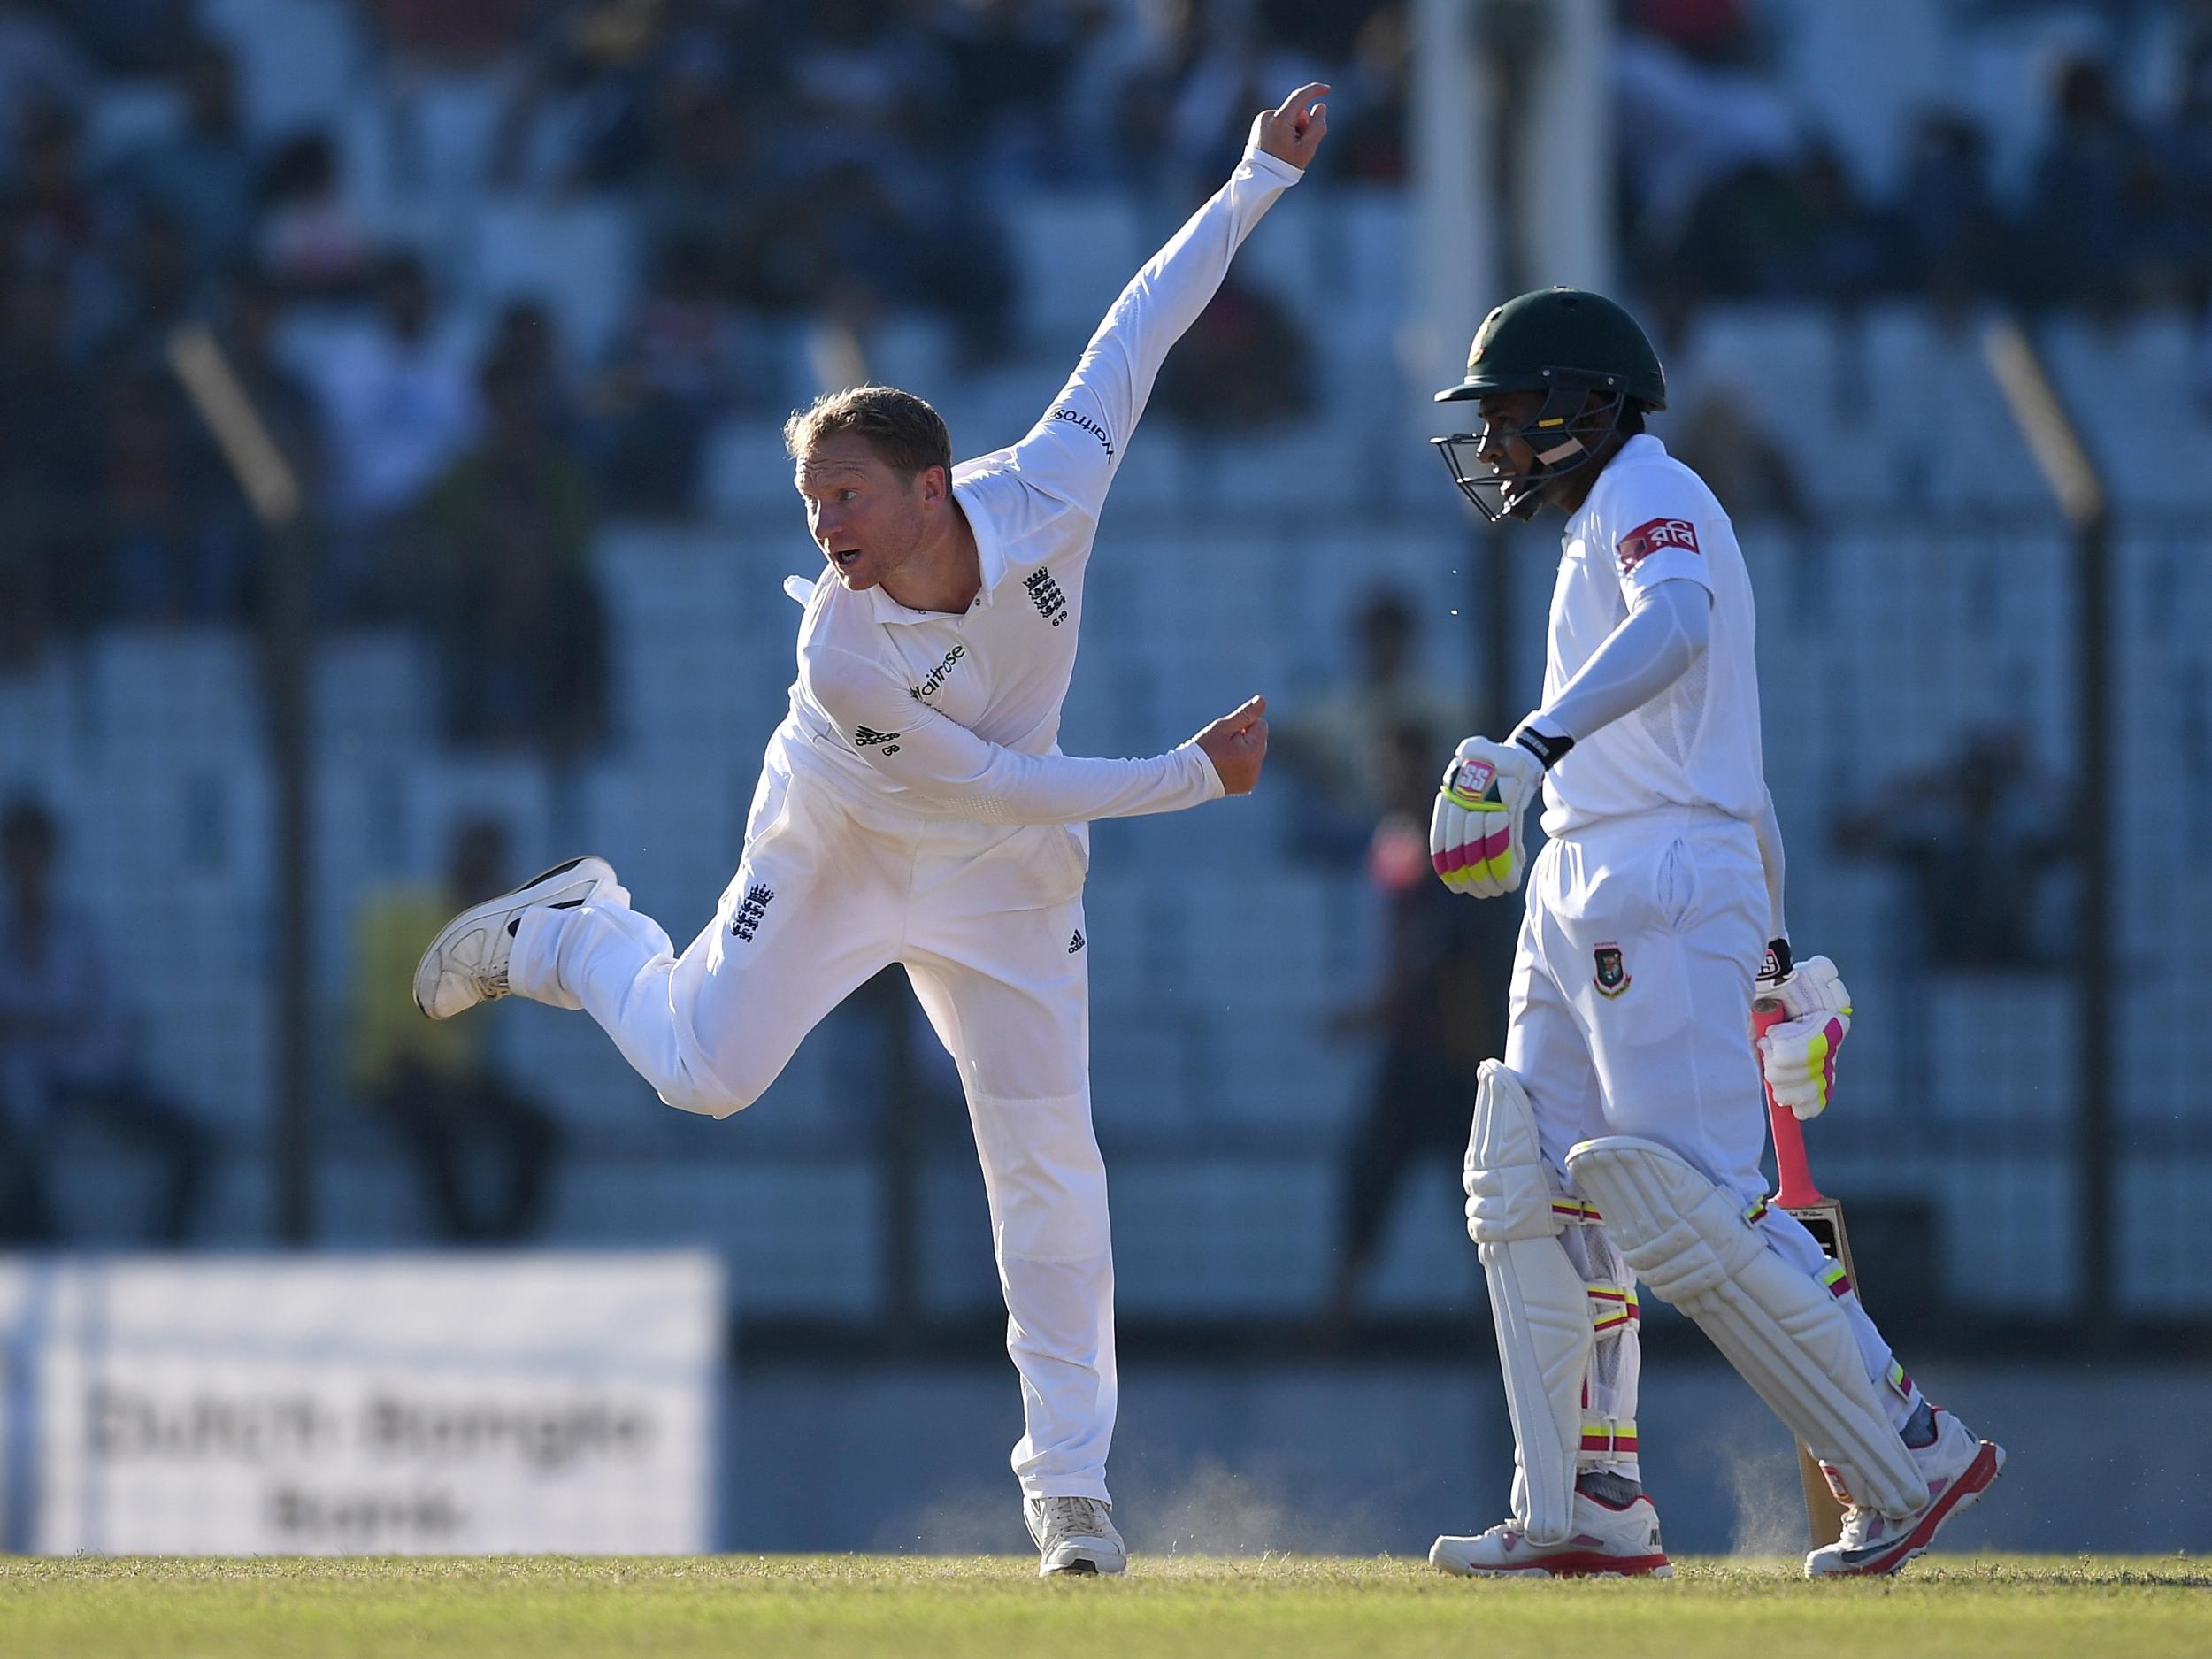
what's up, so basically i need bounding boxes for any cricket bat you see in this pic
[1751,996,1854,1550]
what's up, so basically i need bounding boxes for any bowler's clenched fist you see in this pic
[1194,695,1270,795]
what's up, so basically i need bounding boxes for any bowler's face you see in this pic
[794,433,929,592]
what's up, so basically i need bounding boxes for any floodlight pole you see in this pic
[1982,317,2115,1335]
[167,324,314,1245]
[269,517,314,1246]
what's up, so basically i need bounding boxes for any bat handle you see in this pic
[1753,999,1826,1210]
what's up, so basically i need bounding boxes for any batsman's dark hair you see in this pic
[784,384,953,482]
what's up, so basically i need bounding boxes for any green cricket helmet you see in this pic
[1432,287,1668,523]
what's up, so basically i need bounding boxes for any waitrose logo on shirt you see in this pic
[910,644,967,701]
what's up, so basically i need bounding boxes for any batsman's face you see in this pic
[1474,390,1547,490]
[795,433,937,591]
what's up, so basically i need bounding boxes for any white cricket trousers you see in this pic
[506,752,1114,1502]
[1505,809,1919,1478]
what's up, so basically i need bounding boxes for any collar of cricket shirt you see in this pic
[1563,431,1667,542]
[863,473,1010,626]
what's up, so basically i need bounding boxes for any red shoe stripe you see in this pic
[1832,1441,2002,1577]
[1532,1550,1672,1578]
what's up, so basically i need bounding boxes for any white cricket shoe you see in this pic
[1806,1407,2004,1578]
[1430,1490,1672,1578]
[411,856,621,1020]
[1025,1495,1126,1578]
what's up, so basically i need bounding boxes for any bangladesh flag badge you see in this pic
[1593,943,1630,998]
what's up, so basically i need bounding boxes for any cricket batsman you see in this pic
[411,85,1331,1577]
[1423,288,2005,1578]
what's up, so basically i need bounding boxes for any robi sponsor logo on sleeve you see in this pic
[1617,517,1701,575]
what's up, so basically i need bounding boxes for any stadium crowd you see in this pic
[4,2,2210,725]
[3,0,2211,1256]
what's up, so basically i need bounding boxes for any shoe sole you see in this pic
[1806,1440,2006,1578]
[1430,1541,1674,1579]
[1038,1548,1126,1578]
[412,856,615,1018]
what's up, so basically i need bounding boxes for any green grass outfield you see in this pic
[4,1555,2208,1659]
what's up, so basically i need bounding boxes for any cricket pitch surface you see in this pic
[5,1555,2206,1657]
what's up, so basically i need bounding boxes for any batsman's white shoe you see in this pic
[1430,1490,1672,1579]
[1024,1495,1125,1578]
[412,856,620,1020]
[1806,1408,2004,1578]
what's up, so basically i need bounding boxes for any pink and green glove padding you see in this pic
[1755,954,1853,1120]
[1429,737,1544,898]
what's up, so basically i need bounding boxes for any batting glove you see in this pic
[1430,737,1543,898]
[1755,954,1852,1121]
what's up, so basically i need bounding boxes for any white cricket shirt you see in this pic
[1533,434,1766,836]
[768,144,1305,826]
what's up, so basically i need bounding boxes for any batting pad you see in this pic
[1564,1135,1926,1519]
[1466,1062,1590,1544]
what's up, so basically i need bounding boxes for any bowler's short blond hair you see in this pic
[783,385,952,480]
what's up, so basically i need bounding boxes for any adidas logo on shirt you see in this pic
[852,726,902,753]
[1068,929,1086,954]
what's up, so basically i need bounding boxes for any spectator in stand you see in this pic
[361,0,539,69]
[1783,144,1895,303]
[1333,4,1409,186]
[108,207,204,365]
[257,132,374,300]
[0,2,90,176]
[0,257,103,661]
[2024,57,2156,311]
[1152,265,1310,427]
[596,239,749,514]
[424,350,604,753]
[940,0,1083,187]
[134,266,328,628]
[635,57,766,282]
[484,296,581,444]
[1670,374,1811,528]
[1061,0,1186,186]
[782,0,953,182]
[1614,6,1795,263]
[349,819,559,1241]
[1631,0,1761,67]
[100,365,231,624]
[0,797,210,1246]
[2,102,101,280]
[113,35,259,278]
[1156,8,1317,198]
[213,265,324,511]
[1275,591,1472,864]
[494,0,782,193]
[1895,111,2005,314]
[1317,718,1494,1335]
[2153,36,2212,306]
[1832,727,2068,973]
[305,251,478,619]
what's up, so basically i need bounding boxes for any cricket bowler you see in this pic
[1423,288,2005,1578]
[411,84,1331,1578]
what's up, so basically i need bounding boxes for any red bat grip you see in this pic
[1753,1000,1826,1209]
